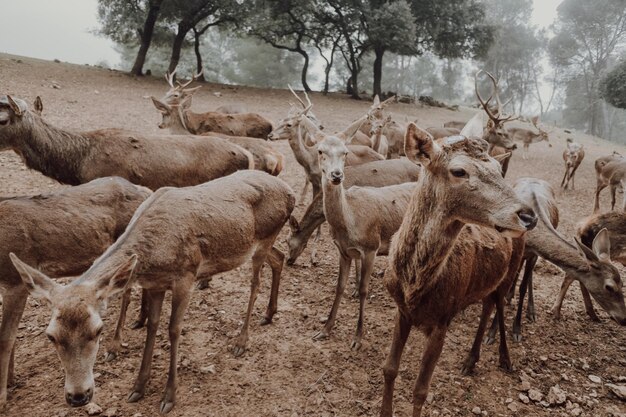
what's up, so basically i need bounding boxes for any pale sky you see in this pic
[0,0,562,69]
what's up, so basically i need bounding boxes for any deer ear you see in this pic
[288,215,300,233]
[182,86,201,96]
[492,152,511,163]
[460,112,484,138]
[34,96,43,115]
[7,96,24,117]
[151,97,170,114]
[180,95,193,110]
[575,238,599,264]
[9,253,58,302]
[405,123,438,166]
[94,254,138,301]
[372,95,380,107]
[592,228,611,262]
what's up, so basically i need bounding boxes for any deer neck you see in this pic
[288,122,318,174]
[391,171,464,293]
[168,107,195,135]
[526,230,588,277]
[372,130,382,151]
[321,176,353,237]
[10,113,90,185]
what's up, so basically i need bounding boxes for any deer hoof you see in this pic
[350,288,359,298]
[350,340,362,351]
[512,333,523,343]
[259,316,272,326]
[526,312,536,322]
[499,360,513,373]
[312,330,329,341]
[484,336,495,345]
[588,313,601,323]
[232,345,246,357]
[460,362,475,376]
[127,391,144,403]
[130,320,145,330]
[160,400,175,414]
[104,351,117,363]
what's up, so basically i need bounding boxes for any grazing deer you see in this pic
[443,120,467,129]
[561,138,585,190]
[0,177,150,409]
[287,159,420,267]
[593,153,626,213]
[312,133,415,349]
[369,115,391,158]
[551,211,626,321]
[508,116,550,160]
[9,171,295,413]
[0,95,253,190]
[380,123,537,417]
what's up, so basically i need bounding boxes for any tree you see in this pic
[601,60,626,109]
[549,0,626,136]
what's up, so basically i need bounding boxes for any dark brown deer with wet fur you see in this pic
[380,123,537,417]
[9,171,295,414]
[0,177,150,410]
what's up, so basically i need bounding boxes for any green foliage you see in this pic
[363,1,416,55]
[601,60,626,109]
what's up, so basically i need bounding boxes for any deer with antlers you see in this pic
[507,116,550,160]
[561,138,585,190]
[9,171,295,413]
[0,177,151,410]
[379,122,537,417]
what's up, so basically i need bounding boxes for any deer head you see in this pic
[475,71,518,151]
[369,115,392,136]
[151,96,192,133]
[531,115,550,144]
[162,68,203,106]
[9,253,138,407]
[368,95,395,119]
[564,139,583,167]
[317,135,349,186]
[268,98,314,141]
[404,123,536,237]
[287,85,323,130]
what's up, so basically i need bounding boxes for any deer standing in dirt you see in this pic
[369,115,391,158]
[311,131,415,350]
[359,96,406,158]
[151,98,284,176]
[561,138,585,190]
[551,211,626,321]
[380,123,537,417]
[0,178,150,410]
[9,171,295,413]
[0,95,253,190]
[508,116,550,160]
[593,152,626,213]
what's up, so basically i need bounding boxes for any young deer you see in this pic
[369,115,391,158]
[561,138,585,190]
[507,116,551,160]
[10,171,295,413]
[380,124,537,417]
[313,134,415,350]
[359,96,406,158]
[0,177,150,409]
[0,95,252,190]
[488,179,626,342]
[593,153,626,213]
[551,211,626,321]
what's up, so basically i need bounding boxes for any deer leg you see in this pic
[549,275,574,320]
[512,255,536,342]
[380,310,412,417]
[352,251,376,351]
[309,225,321,267]
[128,290,165,403]
[105,287,132,362]
[260,246,284,325]
[593,182,607,213]
[0,287,28,408]
[611,184,617,211]
[300,178,310,203]
[580,283,600,322]
[160,279,193,414]
[130,289,149,330]
[526,263,536,323]
[463,299,496,374]
[351,259,361,298]
[195,272,212,290]
[496,293,513,371]
[487,260,524,343]
[233,248,267,357]
[411,326,448,417]
[313,253,351,341]
[560,166,569,188]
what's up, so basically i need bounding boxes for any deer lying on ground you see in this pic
[380,123,537,417]
[0,177,150,409]
[287,159,420,268]
[593,153,626,213]
[10,170,295,413]
[369,115,391,158]
[508,116,550,160]
[0,95,253,189]
[488,178,626,342]
[551,211,626,321]
[311,131,415,350]
[561,138,585,190]
[443,120,467,129]
[151,98,284,176]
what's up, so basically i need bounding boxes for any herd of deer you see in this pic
[0,68,624,417]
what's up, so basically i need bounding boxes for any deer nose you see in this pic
[330,170,343,184]
[66,388,93,407]
[516,207,537,231]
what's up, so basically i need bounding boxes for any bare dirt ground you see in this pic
[0,54,625,417]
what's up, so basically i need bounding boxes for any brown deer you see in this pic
[561,138,585,190]
[151,98,284,176]
[507,116,550,160]
[593,153,626,213]
[0,95,253,190]
[286,159,420,267]
[312,134,415,350]
[0,177,150,409]
[9,170,295,413]
[551,211,626,321]
[369,115,391,158]
[359,95,406,158]
[379,123,537,417]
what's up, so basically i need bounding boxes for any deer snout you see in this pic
[65,387,93,407]
[516,207,537,231]
[330,170,344,184]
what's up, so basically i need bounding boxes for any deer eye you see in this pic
[450,168,468,178]
[47,334,56,344]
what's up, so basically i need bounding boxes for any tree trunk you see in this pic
[373,47,385,98]
[130,0,163,76]
[350,68,360,99]
[193,30,206,82]
[168,23,190,75]
[298,49,311,92]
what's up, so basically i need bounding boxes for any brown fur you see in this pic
[561,139,585,190]
[10,171,295,413]
[0,177,150,408]
[0,96,251,190]
[214,104,247,114]
[593,153,626,213]
[508,122,550,160]
[380,124,537,417]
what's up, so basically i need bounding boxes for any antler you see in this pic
[288,84,312,110]
[176,68,204,90]
[165,69,177,88]
[475,70,518,126]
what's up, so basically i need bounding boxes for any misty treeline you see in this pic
[97,0,626,142]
